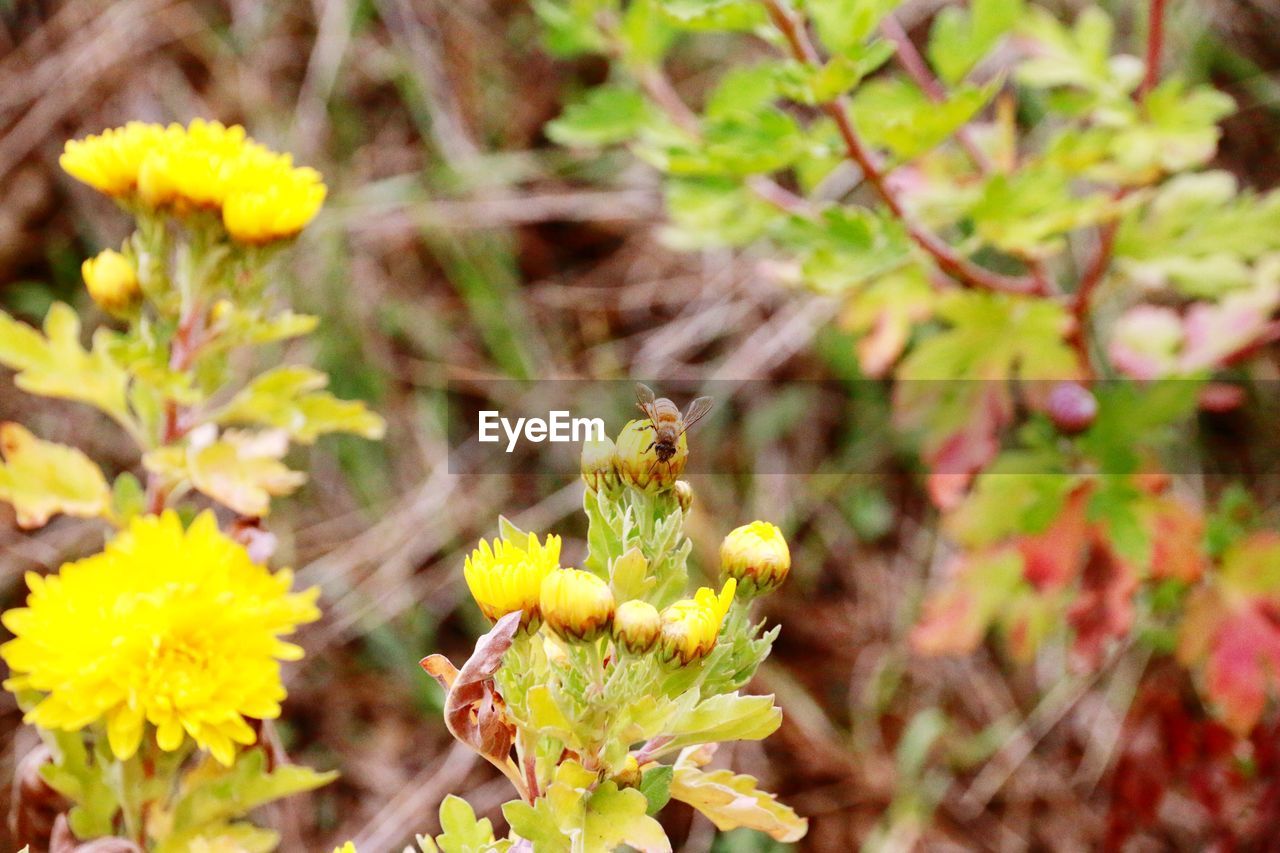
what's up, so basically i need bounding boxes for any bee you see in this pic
[635,383,714,463]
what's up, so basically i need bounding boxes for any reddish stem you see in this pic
[1140,0,1168,99]
[146,305,204,513]
[763,0,1042,296]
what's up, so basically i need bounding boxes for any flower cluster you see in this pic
[1,511,319,766]
[61,119,325,244]
[423,409,805,849]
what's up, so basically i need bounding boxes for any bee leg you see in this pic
[644,441,656,453]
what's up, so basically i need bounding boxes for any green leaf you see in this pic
[969,165,1115,258]
[662,177,777,249]
[659,0,765,31]
[808,0,904,58]
[639,764,674,815]
[0,303,130,421]
[927,0,1024,85]
[169,748,336,835]
[666,693,782,748]
[850,78,1000,162]
[434,795,498,853]
[669,744,807,841]
[0,423,111,528]
[659,110,803,177]
[217,365,385,444]
[547,86,655,147]
[38,727,119,838]
[111,471,146,524]
[532,0,609,57]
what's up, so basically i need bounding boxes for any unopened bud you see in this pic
[611,600,661,655]
[615,419,686,492]
[674,480,693,512]
[540,568,615,641]
[581,436,619,493]
[1047,381,1097,435]
[720,521,790,597]
[82,249,140,315]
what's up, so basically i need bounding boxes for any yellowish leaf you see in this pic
[669,744,807,842]
[145,427,304,517]
[0,423,111,528]
[0,304,129,420]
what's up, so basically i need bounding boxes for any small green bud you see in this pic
[611,600,661,655]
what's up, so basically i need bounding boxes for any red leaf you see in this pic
[1016,485,1091,591]
[1066,540,1136,671]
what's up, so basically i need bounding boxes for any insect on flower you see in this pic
[634,382,713,474]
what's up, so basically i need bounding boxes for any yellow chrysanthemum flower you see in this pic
[0,511,319,766]
[59,121,167,197]
[60,119,326,244]
[333,844,358,853]
[540,568,615,641]
[720,521,791,597]
[657,579,736,664]
[81,248,140,315]
[222,165,327,245]
[463,532,562,624]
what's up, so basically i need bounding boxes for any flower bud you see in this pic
[580,436,619,493]
[657,580,735,665]
[721,521,791,597]
[615,419,686,492]
[674,480,694,512]
[82,249,141,315]
[611,600,661,655]
[1046,381,1097,435]
[540,569,615,641]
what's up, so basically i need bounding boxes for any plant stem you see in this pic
[762,0,1042,296]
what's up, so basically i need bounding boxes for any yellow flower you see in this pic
[81,248,140,315]
[333,844,358,853]
[615,419,686,492]
[580,435,619,493]
[658,580,736,664]
[463,531,561,625]
[612,600,661,655]
[0,511,319,766]
[222,166,327,245]
[61,119,326,243]
[720,521,791,597]
[59,122,167,197]
[540,569,615,641]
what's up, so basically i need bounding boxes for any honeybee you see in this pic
[635,383,714,462]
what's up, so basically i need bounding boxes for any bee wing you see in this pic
[635,382,659,421]
[679,396,715,433]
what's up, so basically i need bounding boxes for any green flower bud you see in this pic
[611,600,661,655]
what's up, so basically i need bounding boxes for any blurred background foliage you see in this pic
[1,0,1279,849]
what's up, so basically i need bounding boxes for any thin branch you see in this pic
[763,0,1042,295]
[1140,0,1168,99]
